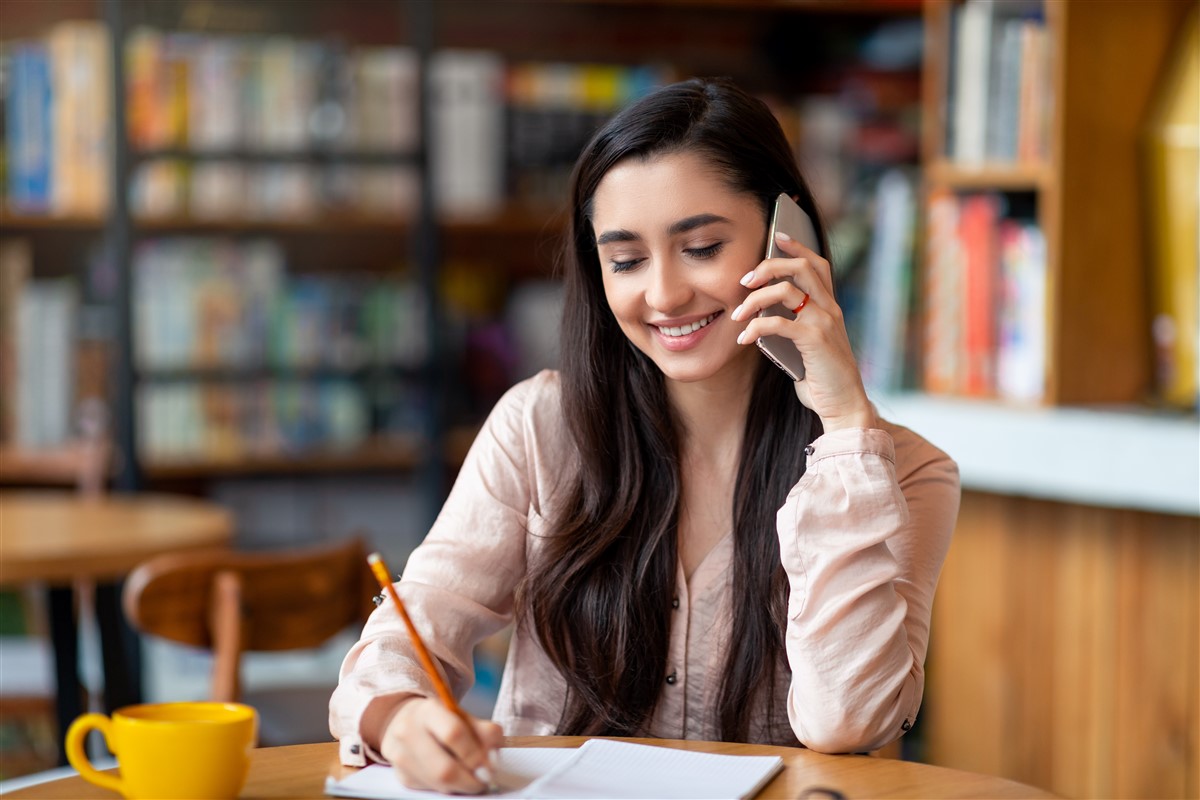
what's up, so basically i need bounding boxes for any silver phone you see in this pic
[756,193,820,381]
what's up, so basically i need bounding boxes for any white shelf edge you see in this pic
[871,392,1200,518]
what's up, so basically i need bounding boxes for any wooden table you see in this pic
[0,491,234,762]
[5,737,1057,798]
[0,491,234,585]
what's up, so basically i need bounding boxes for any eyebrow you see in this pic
[594,213,733,247]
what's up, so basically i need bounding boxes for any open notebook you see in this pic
[325,738,784,800]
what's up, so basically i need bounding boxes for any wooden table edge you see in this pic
[5,738,1059,799]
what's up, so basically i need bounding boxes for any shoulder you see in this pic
[488,369,566,436]
[477,370,573,472]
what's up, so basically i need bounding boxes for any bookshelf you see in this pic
[0,0,447,494]
[914,2,1199,798]
[921,0,1197,407]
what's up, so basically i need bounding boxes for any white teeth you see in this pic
[656,313,716,337]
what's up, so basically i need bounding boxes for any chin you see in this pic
[649,351,755,385]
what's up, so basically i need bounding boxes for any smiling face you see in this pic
[591,151,767,388]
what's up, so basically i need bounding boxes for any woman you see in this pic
[330,77,959,794]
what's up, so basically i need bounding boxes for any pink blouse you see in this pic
[330,370,959,765]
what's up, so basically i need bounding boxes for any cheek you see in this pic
[700,263,751,301]
[600,279,637,322]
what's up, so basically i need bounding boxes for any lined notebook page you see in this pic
[325,739,783,800]
[525,739,783,799]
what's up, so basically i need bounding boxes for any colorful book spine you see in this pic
[6,43,53,212]
[1015,20,1050,164]
[48,21,111,216]
[125,28,160,149]
[996,220,1046,402]
[923,186,964,394]
[959,193,1001,396]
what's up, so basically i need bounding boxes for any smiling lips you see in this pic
[651,311,721,351]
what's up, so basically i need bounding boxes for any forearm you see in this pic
[776,427,934,753]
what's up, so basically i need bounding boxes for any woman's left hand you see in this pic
[732,231,877,432]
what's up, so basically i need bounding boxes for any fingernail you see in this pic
[731,303,744,320]
[775,230,792,242]
[739,270,755,286]
[488,750,499,771]
[736,330,747,345]
[475,766,495,785]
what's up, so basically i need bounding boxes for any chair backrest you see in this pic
[122,536,376,703]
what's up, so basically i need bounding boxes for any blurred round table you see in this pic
[0,491,234,762]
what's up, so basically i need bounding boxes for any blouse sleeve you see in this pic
[777,424,959,753]
[328,374,546,765]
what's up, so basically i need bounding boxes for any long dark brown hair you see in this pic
[519,78,828,742]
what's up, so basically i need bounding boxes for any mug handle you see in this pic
[66,713,125,797]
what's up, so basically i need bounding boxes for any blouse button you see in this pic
[804,444,815,457]
[665,671,677,686]
[671,597,680,610]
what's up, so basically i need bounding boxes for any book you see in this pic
[188,36,243,151]
[859,168,916,393]
[15,279,78,448]
[985,18,1024,163]
[324,739,784,800]
[428,50,506,217]
[923,186,964,394]
[959,193,1001,396]
[950,0,993,164]
[48,20,111,216]
[1015,20,1050,164]
[6,42,53,212]
[0,239,32,444]
[995,220,1046,402]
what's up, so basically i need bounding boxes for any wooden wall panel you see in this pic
[924,491,1199,799]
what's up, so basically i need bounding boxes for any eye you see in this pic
[608,257,645,273]
[686,242,723,260]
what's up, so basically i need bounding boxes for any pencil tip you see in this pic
[367,552,382,564]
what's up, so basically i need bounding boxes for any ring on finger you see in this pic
[791,292,810,315]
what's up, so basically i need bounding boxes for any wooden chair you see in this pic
[121,537,375,707]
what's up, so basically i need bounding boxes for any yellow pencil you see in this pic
[367,552,498,792]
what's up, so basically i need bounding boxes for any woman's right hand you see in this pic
[377,697,504,794]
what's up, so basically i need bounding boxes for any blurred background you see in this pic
[0,1,1196,798]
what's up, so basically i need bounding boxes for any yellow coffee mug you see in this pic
[66,701,258,799]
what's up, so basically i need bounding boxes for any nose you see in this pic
[644,255,693,314]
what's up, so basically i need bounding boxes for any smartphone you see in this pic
[755,193,821,381]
